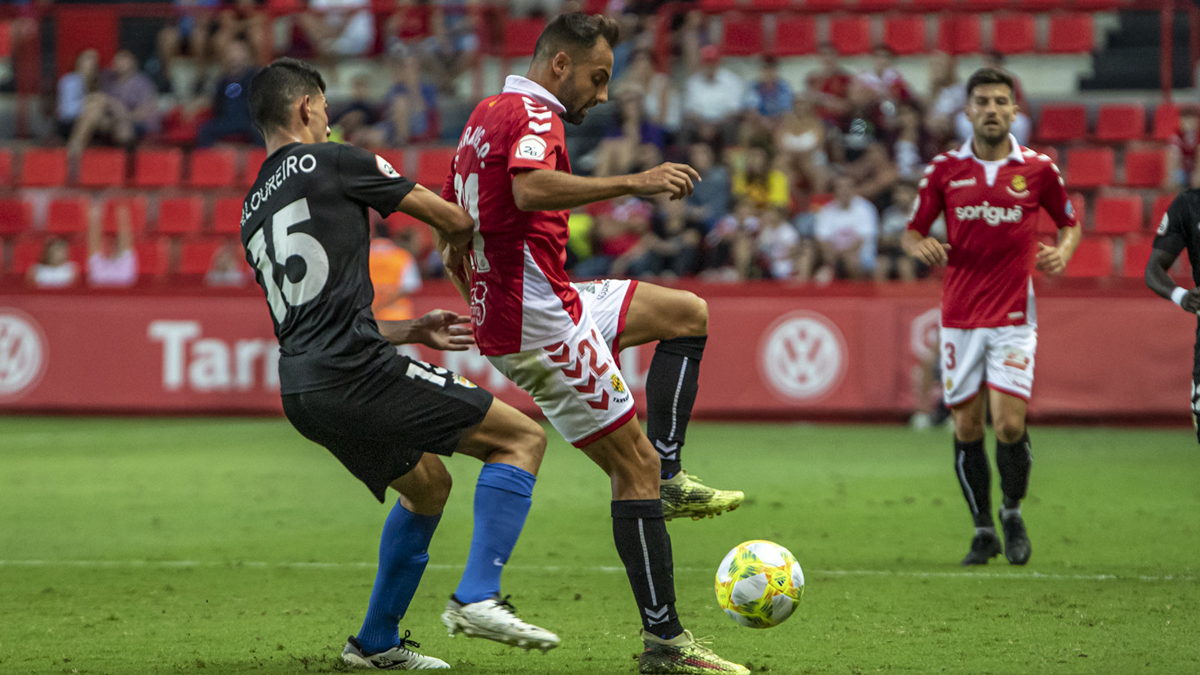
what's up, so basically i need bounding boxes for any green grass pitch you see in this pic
[2,417,1198,674]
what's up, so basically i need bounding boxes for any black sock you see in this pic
[995,429,1032,508]
[611,499,683,639]
[954,438,993,529]
[645,335,706,478]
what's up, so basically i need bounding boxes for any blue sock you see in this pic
[454,463,536,604]
[356,501,440,654]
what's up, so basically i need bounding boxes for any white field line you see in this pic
[0,559,1192,583]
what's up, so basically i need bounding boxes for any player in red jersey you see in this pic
[903,68,1081,567]
[437,13,747,675]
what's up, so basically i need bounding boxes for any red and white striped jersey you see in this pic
[443,75,582,356]
[907,135,1076,329]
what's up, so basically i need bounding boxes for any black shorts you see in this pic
[282,352,493,502]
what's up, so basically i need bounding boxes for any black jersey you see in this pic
[1153,188,1200,287]
[240,142,416,394]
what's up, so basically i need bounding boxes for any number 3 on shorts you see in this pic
[247,197,330,322]
[944,342,956,371]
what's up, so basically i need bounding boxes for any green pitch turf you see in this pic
[1,418,1198,674]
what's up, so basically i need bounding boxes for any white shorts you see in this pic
[487,279,638,447]
[941,324,1037,407]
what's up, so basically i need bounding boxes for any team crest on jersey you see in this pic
[375,155,401,179]
[610,373,626,394]
[453,373,478,389]
[1158,212,1170,235]
[1007,174,1030,198]
[516,134,547,161]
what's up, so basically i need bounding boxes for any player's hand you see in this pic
[910,237,950,267]
[1182,287,1200,314]
[632,163,702,201]
[1035,242,1069,276]
[412,309,475,351]
[441,241,471,287]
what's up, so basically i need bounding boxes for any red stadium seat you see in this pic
[1066,147,1114,189]
[137,238,169,278]
[961,0,1008,10]
[1036,104,1088,142]
[1151,192,1175,230]
[1063,238,1114,277]
[909,0,955,10]
[415,146,458,190]
[78,149,127,188]
[46,197,90,235]
[1152,104,1181,141]
[240,148,267,187]
[133,148,183,188]
[991,14,1036,55]
[504,18,545,58]
[857,0,899,11]
[829,16,872,56]
[936,15,982,55]
[1120,237,1156,277]
[721,16,765,57]
[1047,13,1094,54]
[883,16,927,56]
[800,0,845,11]
[1039,192,1085,234]
[748,0,794,8]
[0,21,11,59]
[772,16,818,56]
[0,147,13,187]
[1074,0,1121,9]
[266,0,303,11]
[20,148,68,187]
[1095,104,1146,142]
[188,148,239,188]
[1093,192,1143,234]
[1124,147,1168,188]
[699,0,738,9]
[157,196,205,235]
[179,238,225,276]
[0,198,32,237]
[212,197,245,235]
[102,196,148,235]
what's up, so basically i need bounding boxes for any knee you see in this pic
[411,463,453,513]
[514,419,547,465]
[953,413,985,442]
[675,292,708,338]
[994,416,1026,444]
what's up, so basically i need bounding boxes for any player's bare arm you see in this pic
[1146,248,1200,312]
[377,309,475,351]
[1035,224,1081,276]
[432,231,471,305]
[397,184,475,250]
[511,162,701,212]
[901,229,950,266]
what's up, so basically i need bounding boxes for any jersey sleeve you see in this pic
[1038,161,1077,230]
[440,151,457,203]
[338,145,417,217]
[1152,193,1189,258]
[906,162,946,237]
[508,113,565,176]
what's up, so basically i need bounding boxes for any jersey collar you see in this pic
[502,75,566,114]
[954,133,1025,164]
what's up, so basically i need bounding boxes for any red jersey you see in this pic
[907,135,1076,329]
[443,75,581,356]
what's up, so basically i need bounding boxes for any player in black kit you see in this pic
[243,59,559,670]
[1146,188,1200,443]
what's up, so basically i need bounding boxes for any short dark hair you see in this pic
[965,67,1014,99]
[249,58,326,135]
[532,12,620,63]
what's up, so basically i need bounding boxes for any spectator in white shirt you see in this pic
[757,208,801,280]
[87,202,139,288]
[27,237,80,289]
[683,45,745,144]
[814,174,878,280]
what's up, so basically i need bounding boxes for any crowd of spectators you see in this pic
[27,3,1088,287]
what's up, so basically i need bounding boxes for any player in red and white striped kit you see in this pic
[903,68,1081,566]
[437,13,747,675]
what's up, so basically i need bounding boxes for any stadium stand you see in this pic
[1047,13,1095,54]
[1066,147,1116,189]
[721,16,765,57]
[771,16,818,56]
[102,196,148,234]
[1123,147,1168,188]
[187,148,239,189]
[134,149,184,189]
[45,197,90,235]
[883,16,927,56]
[78,149,126,188]
[1063,238,1115,277]
[829,15,872,55]
[991,14,1037,54]
[1093,192,1144,234]
[20,148,69,188]
[1095,104,1147,142]
[212,197,246,235]
[157,196,206,236]
[936,15,982,55]
[1037,104,1089,143]
[0,198,32,237]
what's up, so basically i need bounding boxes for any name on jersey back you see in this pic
[241,152,318,229]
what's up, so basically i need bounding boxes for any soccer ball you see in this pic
[714,540,804,629]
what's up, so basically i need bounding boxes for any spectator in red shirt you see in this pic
[573,196,654,279]
[805,43,852,124]
[1169,106,1200,188]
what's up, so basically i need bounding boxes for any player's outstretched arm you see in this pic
[433,230,471,305]
[397,184,475,249]
[377,310,475,350]
[901,229,950,266]
[1146,248,1200,312]
[511,163,701,212]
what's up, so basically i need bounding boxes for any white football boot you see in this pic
[441,594,560,652]
[341,633,449,670]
